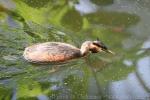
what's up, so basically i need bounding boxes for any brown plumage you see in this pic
[23,41,114,63]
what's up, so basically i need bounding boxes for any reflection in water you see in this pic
[2,55,18,61]
[75,0,97,14]
[137,57,150,91]
[105,0,150,39]
[0,0,150,99]
[109,73,149,100]
[123,59,133,67]
[109,56,150,99]
[50,84,61,91]
[141,39,150,49]
[136,38,150,55]
[0,85,13,99]
[37,94,49,100]
[85,11,139,28]
[22,0,50,8]
[61,9,83,32]
[0,0,15,9]
[109,80,130,100]
[91,0,113,6]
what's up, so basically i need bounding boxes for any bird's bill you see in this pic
[104,49,115,55]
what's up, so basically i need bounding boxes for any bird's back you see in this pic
[23,42,81,63]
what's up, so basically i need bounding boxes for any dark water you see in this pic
[0,0,150,99]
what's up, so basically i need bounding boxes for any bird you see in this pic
[23,40,114,63]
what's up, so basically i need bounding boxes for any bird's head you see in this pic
[89,40,115,54]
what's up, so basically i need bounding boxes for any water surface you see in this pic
[0,0,150,99]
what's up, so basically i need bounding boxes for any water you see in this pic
[0,0,150,99]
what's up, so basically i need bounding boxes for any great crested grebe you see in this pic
[23,40,114,63]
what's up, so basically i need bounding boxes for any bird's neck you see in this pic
[80,41,91,56]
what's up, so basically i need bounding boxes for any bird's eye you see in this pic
[93,42,108,50]
[93,42,101,47]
